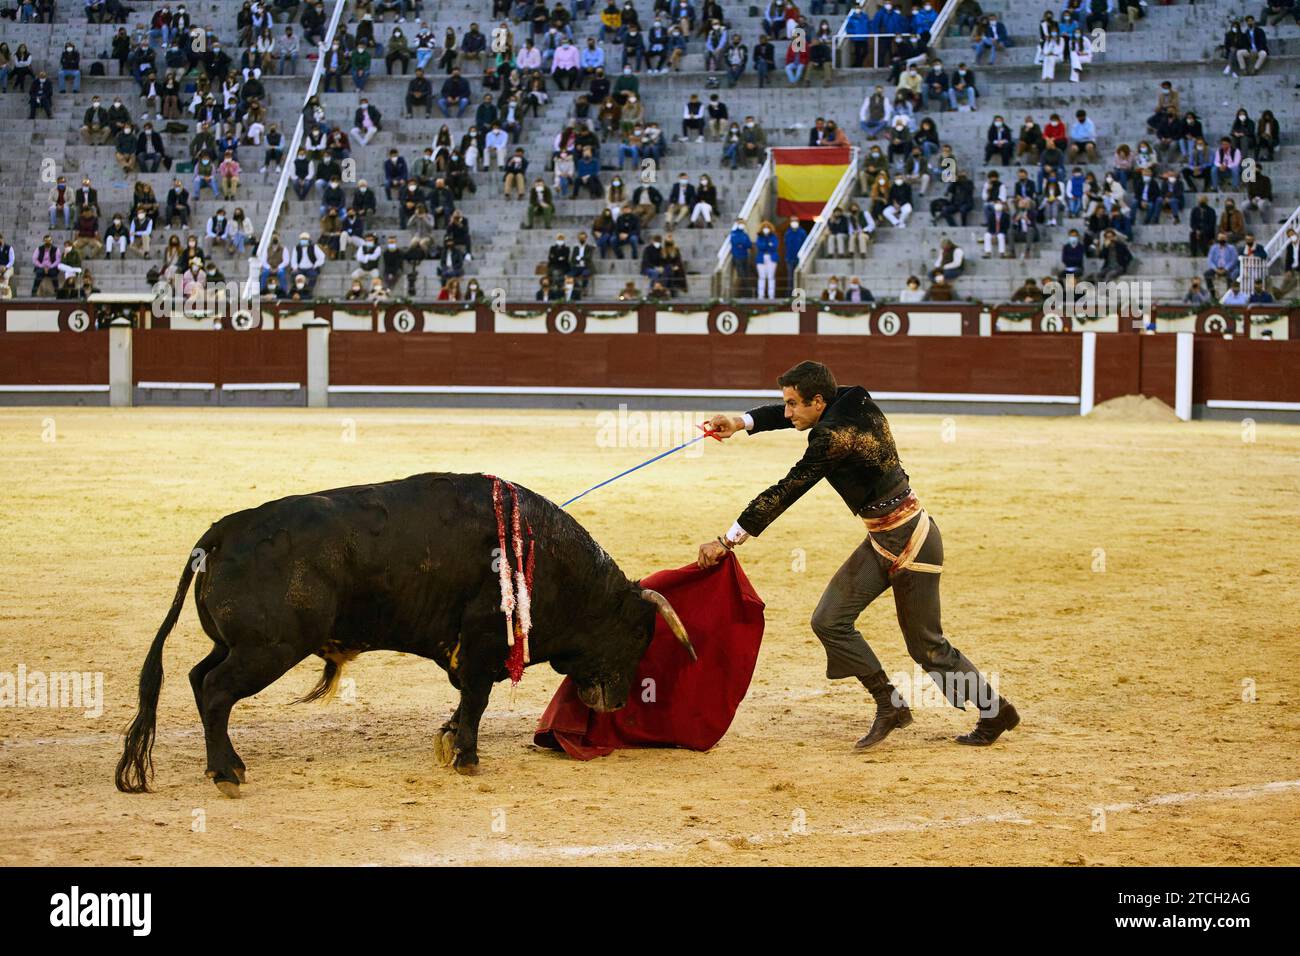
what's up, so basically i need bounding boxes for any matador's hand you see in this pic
[697,539,728,568]
[704,414,746,439]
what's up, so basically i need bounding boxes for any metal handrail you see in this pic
[244,0,349,300]
[1264,203,1300,268]
[713,149,774,299]
[834,0,958,68]
[792,146,860,292]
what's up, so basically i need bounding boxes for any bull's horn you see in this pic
[641,589,698,661]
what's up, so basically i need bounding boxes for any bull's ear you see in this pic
[641,589,697,662]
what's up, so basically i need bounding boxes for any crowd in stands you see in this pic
[0,0,1297,305]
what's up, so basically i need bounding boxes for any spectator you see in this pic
[1275,228,1299,299]
[1236,17,1268,76]
[1068,110,1098,163]
[58,42,81,94]
[729,218,753,286]
[406,68,434,117]
[1248,280,1274,305]
[351,98,383,147]
[972,12,1009,65]
[1090,229,1133,281]
[1059,228,1086,278]
[936,237,965,279]
[784,218,808,276]
[352,234,382,283]
[129,210,154,259]
[1182,276,1211,306]
[30,236,60,296]
[898,275,925,303]
[503,148,529,200]
[1243,165,1273,225]
[289,232,326,290]
[28,70,53,120]
[218,151,242,200]
[440,68,472,118]
[983,201,1009,258]
[1206,137,1237,191]
[48,177,73,230]
[985,115,1013,165]
[1220,280,1249,306]
[925,271,956,301]
[1218,199,1246,244]
[665,174,695,228]
[0,234,13,296]
[740,116,767,168]
[1203,234,1240,298]
[435,236,465,281]
[81,95,111,145]
[526,178,555,228]
[1011,277,1044,304]
[755,220,780,299]
[203,208,231,258]
[103,214,129,260]
[1188,195,1217,259]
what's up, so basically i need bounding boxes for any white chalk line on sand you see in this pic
[1099,778,1300,813]
[400,779,1300,865]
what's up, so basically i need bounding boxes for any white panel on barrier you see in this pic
[493,312,549,333]
[654,311,710,334]
[5,310,62,332]
[904,311,964,336]
[581,310,639,333]
[744,311,800,335]
[1249,316,1288,340]
[277,310,320,330]
[166,313,219,331]
[816,313,872,335]
[424,310,477,333]
[1154,313,1200,334]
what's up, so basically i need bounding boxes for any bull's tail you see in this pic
[115,536,208,793]
[292,651,359,704]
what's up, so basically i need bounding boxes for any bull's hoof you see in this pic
[215,780,241,799]
[233,767,247,784]
[452,752,479,776]
[434,730,455,766]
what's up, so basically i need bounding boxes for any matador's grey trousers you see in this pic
[809,501,999,717]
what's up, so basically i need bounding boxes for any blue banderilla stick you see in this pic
[561,424,721,509]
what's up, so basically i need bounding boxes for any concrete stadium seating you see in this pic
[1,0,1296,303]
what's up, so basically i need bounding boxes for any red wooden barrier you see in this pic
[0,332,108,385]
[133,330,308,386]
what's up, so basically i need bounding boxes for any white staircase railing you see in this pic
[712,149,775,299]
[792,146,860,293]
[243,0,349,301]
[834,0,958,69]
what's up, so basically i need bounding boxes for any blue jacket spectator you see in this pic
[1060,233,1086,274]
[912,2,939,35]
[871,5,910,34]
[845,7,871,36]
[729,222,753,262]
[784,222,808,265]
[755,228,780,264]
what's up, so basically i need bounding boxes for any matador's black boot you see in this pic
[956,699,1021,746]
[854,671,913,750]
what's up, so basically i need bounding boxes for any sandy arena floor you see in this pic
[0,405,1297,866]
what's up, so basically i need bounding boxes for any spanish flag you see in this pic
[773,147,852,220]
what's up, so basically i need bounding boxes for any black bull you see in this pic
[115,472,695,796]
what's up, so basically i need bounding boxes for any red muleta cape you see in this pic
[534,555,765,760]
